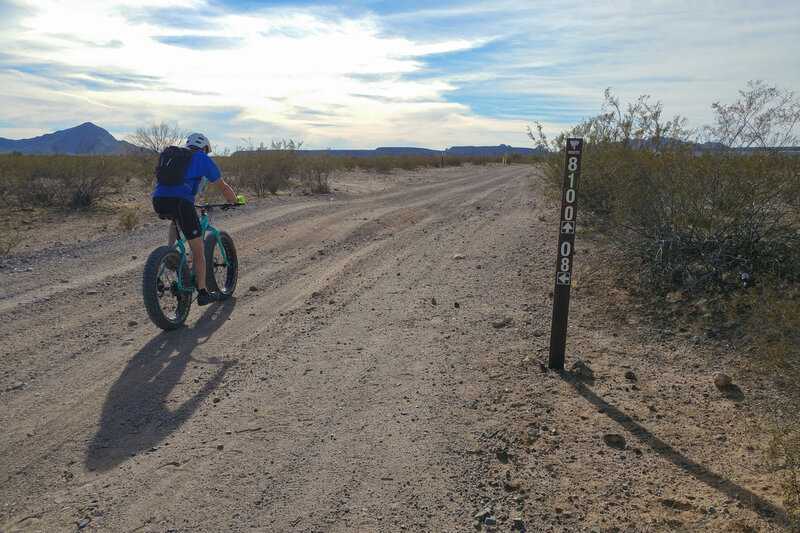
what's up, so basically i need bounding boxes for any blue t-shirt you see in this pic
[152,149,221,203]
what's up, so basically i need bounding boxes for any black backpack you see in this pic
[155,146,194,186]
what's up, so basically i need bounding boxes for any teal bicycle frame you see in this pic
[162,204,231,293]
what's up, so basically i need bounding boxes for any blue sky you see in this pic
[0,0,798,151]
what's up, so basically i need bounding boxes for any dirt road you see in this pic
[0,165,787,532]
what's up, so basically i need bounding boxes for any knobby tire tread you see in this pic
[204,231,238,299]
[142,246,192,330]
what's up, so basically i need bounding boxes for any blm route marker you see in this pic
[548,138,583,370]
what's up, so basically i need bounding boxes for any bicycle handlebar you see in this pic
[194,202,241,211]
[195,195,245,211]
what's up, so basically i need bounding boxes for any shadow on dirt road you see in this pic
[85,299,238,472]
[561,373,786,525]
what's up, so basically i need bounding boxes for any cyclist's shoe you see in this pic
[197,289,220,306]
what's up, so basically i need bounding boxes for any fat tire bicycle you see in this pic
[142,202,240,330]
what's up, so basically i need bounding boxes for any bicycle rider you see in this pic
[152,132,241,306]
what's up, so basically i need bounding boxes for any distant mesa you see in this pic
[234,144,544,158]
[0,122,139,155]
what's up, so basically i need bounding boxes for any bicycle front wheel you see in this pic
[142,246,192,330]
[204,231,238,299]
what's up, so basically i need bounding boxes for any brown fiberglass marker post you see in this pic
[549,138,583,370]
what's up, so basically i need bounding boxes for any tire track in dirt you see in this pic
[0,164,518,314]
[0,164,525,368]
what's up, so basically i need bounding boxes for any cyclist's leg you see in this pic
[153,197,216,300]
[167,220,178,247]
[171,200,213,293]
[153,197,181,246]
[187,235,207,290]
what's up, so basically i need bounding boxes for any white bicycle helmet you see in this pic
[186,132,211,151]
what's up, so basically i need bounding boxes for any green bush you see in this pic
[356,154,410,172]
[0,154,140,209]
[218,140,302,197]
[298,151,334,194]
[443,155,466,167]
[0,154,57,206]
[0,214,21,255]
[535,82,800,296]
[341,153,492,171]
[117,209,140,232]
[56,156,124,208]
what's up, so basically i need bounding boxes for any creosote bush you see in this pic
[0,216,21,255]
[218,140,302,197]
[0,154,141,209]
[534,81,800,298]
[117,210,140,232]
[299,151,335,194]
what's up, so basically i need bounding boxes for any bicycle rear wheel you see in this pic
[142,246,192,330]
[204,231,237,299]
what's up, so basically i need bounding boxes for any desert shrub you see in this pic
[0,215,21,255]
[471,155,505,166]
[442,155,466,167]
[535,82,800,297]
[1,154,135,208]
[506,152,526,164]
[0,155,57,206]
[0,154,12,199]
[217,152,256,194]
[346,153,478,171]
[266,139,302,191]
[299,151,334,194]
[357,154,406,172]
[117,210,140,232]
[398,155,423,171]
[336,157,358,172]
[126,152,160,190]
[52,155,128,208]
[219,140,301,197]
[289,153,505,173]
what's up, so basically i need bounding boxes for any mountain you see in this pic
[0,122,139,155]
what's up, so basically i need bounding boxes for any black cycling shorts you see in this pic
[152,196,203,240]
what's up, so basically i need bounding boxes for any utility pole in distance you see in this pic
[548,138,583,370]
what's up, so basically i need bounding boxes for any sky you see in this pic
[0,0,798,152]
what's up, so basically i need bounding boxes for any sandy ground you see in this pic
[0,165,788,532]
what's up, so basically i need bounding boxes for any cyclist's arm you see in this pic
[213,178,240,204]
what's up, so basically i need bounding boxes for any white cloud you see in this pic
[0,0,798,148]
[0,0,491,148]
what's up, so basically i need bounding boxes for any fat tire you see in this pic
[204,231,237,299]
[142,246,192,330]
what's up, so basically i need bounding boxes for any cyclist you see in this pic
[152,132,241,305]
